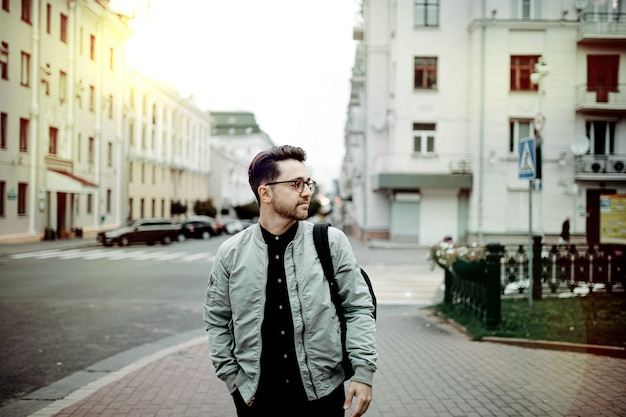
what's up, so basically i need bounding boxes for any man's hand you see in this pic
[343,381,372,417]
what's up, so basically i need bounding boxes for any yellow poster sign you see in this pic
[600,194,626,244]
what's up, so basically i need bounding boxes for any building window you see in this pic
[18,182,27,215]
[0,112,6,149]
[414,0,439,27]
[161,199,165,217]
[19,118,29,152]
[586,121,615,155]
[106,189,111,214]
[20,51,30,86]
[89,85,95,111]
[88,136,94,162]
[60,13,68,43]
[46,4,52,34]
[2,0,9,12]
[89,34,96,60]
[108,94,113,118]
[587,55,619,103]
[77,133,81,162]
[128,197,133,219]
[0,180,5,217]
[129,162,133,182]
[59,70,67,102]
[79,27,83,55]
[516,0,540,19]
[151,198,156,217]
[509,119,532,153]
[141,163,145,183]
[21,0,31,24]
[510,55,539,91]
[413,123,436,154]
[152,165,156,184]
[140,198,145,218]
[129,121,135,146]
[0,42,8,80]
[87,194,93,214]
[49,126,58,154]
[107,141,112,166]
[109,47,114,70]
[414,57,437,89]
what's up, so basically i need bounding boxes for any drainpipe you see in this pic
[361,0,368,240]
[27,0,40,235]
[477,0,486,244]
[93,19,103,228]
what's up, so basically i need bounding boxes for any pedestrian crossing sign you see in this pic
[518,136,536,180]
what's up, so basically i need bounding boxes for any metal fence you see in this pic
[502,243,626,296]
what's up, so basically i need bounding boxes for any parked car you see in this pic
[178,216,224,240]
[178,218,215,240]
[97,218,179,247]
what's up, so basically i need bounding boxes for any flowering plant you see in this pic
[428,240,486,269]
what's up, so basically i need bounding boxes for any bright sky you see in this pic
[110,0,360,193]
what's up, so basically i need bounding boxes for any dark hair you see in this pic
[248,145,307,203]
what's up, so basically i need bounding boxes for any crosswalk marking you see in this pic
[9,248,214,263]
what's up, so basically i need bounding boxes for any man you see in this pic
[204,145,377,417]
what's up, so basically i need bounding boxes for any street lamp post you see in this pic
[530,56,549,236]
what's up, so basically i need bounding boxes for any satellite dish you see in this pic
[570,135,590,156]
[369,112,386,131]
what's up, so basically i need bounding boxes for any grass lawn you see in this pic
[429,294,626,348]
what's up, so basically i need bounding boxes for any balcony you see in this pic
[372,153,473,191]
[577,12,626,42]
[575,154,626,181]
[575,83,626,114]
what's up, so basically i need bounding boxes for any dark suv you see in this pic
[97,218,179,247]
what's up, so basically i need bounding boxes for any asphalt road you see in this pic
[0,236,224,408]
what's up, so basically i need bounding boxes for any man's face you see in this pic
[266,159,312,221]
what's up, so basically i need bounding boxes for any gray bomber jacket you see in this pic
[203,221,377,404]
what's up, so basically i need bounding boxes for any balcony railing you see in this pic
[575,154,626,180]
[372,153,473,175]
[577,12,626,41]
[575,83,626,112]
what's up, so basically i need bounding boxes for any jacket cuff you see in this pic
[223,371,239,394]
[350,367,374,386]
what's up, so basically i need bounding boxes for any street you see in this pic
[0,235,437,409]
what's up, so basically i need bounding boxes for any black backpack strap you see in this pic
[313,223,343,316]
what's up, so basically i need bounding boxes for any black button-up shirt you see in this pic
[258,222,306,401]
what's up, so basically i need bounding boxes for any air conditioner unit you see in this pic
[606,160,626,173]
[584,160,605,173]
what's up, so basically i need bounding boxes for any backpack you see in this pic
[312,223,377,379]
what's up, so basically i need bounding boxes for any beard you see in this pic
[273,199,309,221]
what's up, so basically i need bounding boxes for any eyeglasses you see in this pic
[264,178,316,193]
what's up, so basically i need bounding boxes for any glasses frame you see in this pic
[264,178,316,193]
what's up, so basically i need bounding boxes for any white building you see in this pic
[208,111,275,217]
[342,0,626,246]
[0,0,212,243]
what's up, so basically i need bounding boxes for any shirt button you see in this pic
[283,354,288,359]
[280,330,286,335]
[278,305,283,310]
[278,278,282,283]
[285,379,290,384]
[275,236,279,240]
[275,255,280,260]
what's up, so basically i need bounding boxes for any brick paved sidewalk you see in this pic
[23,306,626,417]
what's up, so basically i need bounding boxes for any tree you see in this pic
[194,199,217,218]
[234,201,259,219]
[170,200,187,217]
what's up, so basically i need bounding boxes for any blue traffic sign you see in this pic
[519,136,536,180]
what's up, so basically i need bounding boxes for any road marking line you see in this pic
[10,250,62,259]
